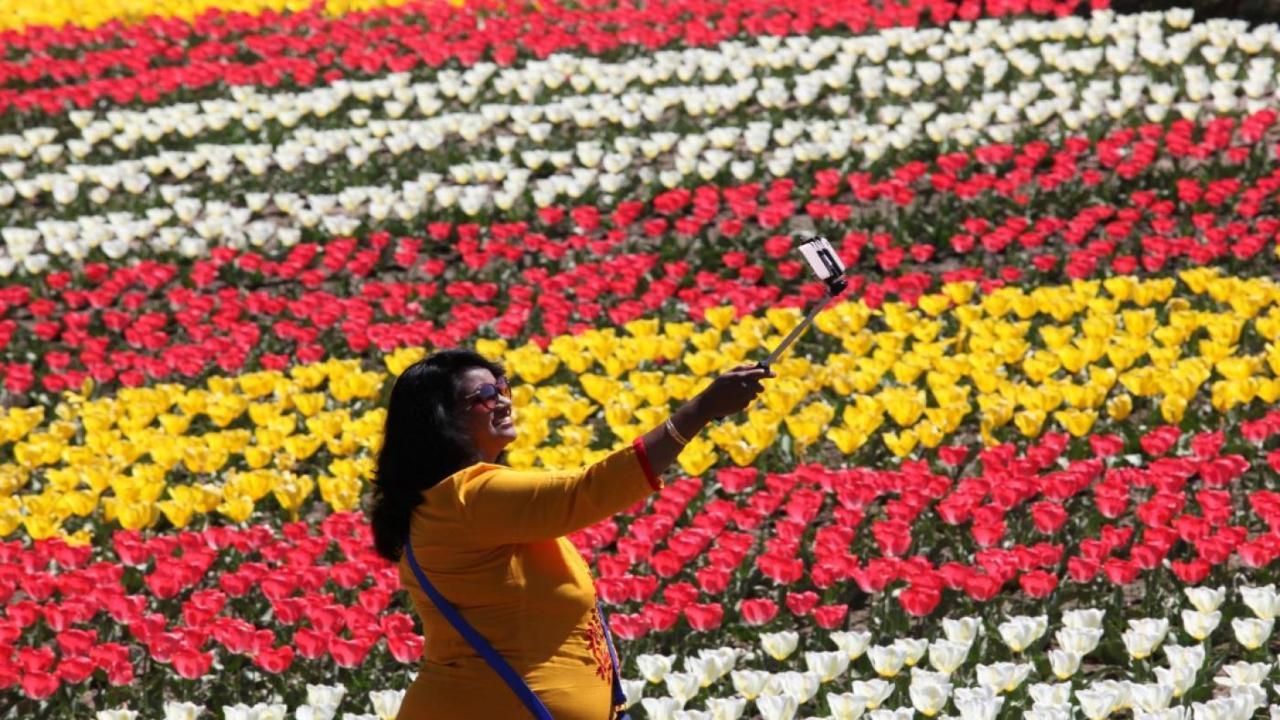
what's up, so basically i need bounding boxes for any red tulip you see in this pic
[20,670,58,700]
[1018,571,1058,598]
[253,646,294,673]
[329,636,373,668]
[784,591,819,617]
[607,614,650,641]
[739,598,779,626]
[899,585,941,617]
[171,648,213,680]
[641,604,679,633]
[813,604,849,630]
[683,603,724,632]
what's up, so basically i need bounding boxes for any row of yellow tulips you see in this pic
[0,0,445,32]
[4,268,1279,543]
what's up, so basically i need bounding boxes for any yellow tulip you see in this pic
[678,438,717,476]
[915,421,947,448]
[883,429,919,458]
[941,281,976,306]
[293,392,326,417]
[1258,379,1280,403]
[1023,351,1061,383]
[1104,276,1135,302]
[917,294,952,317]
[22,514,61,541]
[1014,410,1046,438]
[216,494,255,524]
[881,388,926,427]
[157,499,195,529]
[1160,394,1188,424]
[385,347,427,376]
[1054,408,1097,437]
[704,306,737,331]
[1106,393,1133,420]
[830,426,869,454]
[272,474,316,517]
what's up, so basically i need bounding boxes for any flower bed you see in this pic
[9,1,1280,719]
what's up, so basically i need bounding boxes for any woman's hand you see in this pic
[694,363,777,420]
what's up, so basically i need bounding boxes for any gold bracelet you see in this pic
[663,417,690,445]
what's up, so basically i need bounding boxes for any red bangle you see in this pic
[631,437,662,491]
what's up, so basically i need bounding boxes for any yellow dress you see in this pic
[396,437,663,720]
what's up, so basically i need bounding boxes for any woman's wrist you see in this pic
[670,395,712,443]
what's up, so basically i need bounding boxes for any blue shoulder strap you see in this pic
[402,536,554,720]
[596,600,632,719]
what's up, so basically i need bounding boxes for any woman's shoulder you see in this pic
[420,462,509,500]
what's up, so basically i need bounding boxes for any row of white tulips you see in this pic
[623,585,1280,720]
[4,10,1279,275]
[0,7,1217,164]
[94,686,404,720]
[2,10,1271,198]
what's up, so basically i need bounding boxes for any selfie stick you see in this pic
[713,234,849,420]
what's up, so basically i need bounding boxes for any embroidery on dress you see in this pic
[585,607,613,685]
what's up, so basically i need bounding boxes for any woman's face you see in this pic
[456,367,517,463]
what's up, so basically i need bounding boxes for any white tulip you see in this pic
[975,662,1033,694]
[1130,683,1174,712]
[665,671,702,703]
[1182,609,1222,641]
[866,709,912,720]
[908,667,952,717]
[943,617,984,646]
[825,692,868,720]
[97,711,139,720]
[731,670,771,701]
[1242,585,1280,620]
[776,671,822,704]
[928,640,969,675]
[1047,649,1081,680]
[1154,666,1198,698]
[368,690,404,720]
[998,615,1048,653]
[638,654,677,683]
[1055,626,1103,656]
[851,680,894,711]
[1025,708,1072,720]
[1163,644,1206,670]
[755,694,798,720]
[867,645,907,678]
[1076,687,1121,720]
[803,651,850,682]
[1231,617,1274,650]
[1124,618,1170,660]
[705,697,747,720]
[1028,682,1072,708]
[830,631,872,661]
[612,679,644,710]
[896,638,930,667]
[1185,586,1226,613]
[163,702,203,720]
[953,685,1003,720]
[1216,661,1272,688]
[642,697,686,720]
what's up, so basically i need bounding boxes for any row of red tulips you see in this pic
[593,410,1280,644]
[0,0,1097,117]
[2,112,1279,398]
[5,407,1280,701]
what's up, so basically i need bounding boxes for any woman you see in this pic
[369,347,774,719]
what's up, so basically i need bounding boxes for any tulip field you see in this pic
[14,0,1280,717]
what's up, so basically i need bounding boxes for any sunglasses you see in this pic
[461,376,511,408]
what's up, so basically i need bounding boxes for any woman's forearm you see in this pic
[638,395,713,479]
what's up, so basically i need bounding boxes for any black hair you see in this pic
[367,348,507,562]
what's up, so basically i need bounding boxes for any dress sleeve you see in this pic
[459,437,664,544]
